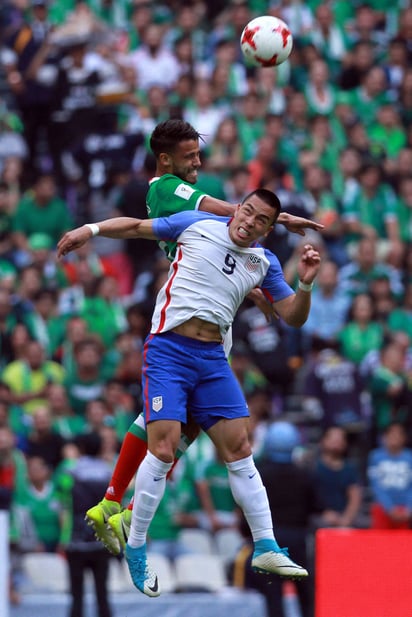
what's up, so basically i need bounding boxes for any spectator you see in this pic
[126,23,180,93]
[11,173,73,262]
[26,232,69,290]
[0,287,16,369]
[0,156,24,212]
[48,383,86,441]
[12,264,43,319]
[0,180,16,263]
[25,404,66,470]
[84,399,112,436]
[58,245,113,317]
[342,162,401,262]
[17,455,61,552]
[183,78,228,150]
[57,431,114,617]
[4,0,55,184]
[338,236,403,301]
[338,292,384,366]
[1,339,65,414]
[345,66,392,129]
[23,288,62,358]
[82,275,127,348]
[299,165,347,266]
[331,146,361,203]
[232,301,294,399]
[367,422,412,529]
[234,92,266,162]
[8,323,31,363]
[64,337,114,416]
[302,340,367,433]
[206,116,244,178]
[396,176,412,246]
[338,40,375,91]
[307,3,347,73]
[103,378,135,442]
[0,382,29,447]
[388,282,412,340]
[368,104,407,161]
[48,38,106,187]
[303,59,336,117]
[368,340,412,447]
[312,426,364,529]
[301,260,351,351]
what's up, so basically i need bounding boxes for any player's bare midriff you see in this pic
[171,317,222,343]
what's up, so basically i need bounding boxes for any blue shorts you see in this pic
[142,332,249,431]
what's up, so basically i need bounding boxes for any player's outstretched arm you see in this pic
[57,217,156,258]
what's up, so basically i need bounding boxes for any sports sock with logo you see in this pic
[128,451,173,548]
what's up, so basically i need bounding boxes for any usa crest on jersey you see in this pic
[152,396,163,412]
[245,254,261,272]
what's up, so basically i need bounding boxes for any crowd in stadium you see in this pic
[1,0,412,615]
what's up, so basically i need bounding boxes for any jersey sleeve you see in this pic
[153,175,206,216]
[152,210,218,241]
[260,248,294,303]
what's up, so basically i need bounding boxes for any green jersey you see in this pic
[146,174,206,260]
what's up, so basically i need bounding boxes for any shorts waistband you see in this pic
[155,331,223,350]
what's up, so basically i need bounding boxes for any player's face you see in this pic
[169,139,201,184]
[229,195,276,247]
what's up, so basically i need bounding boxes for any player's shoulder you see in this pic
[150,174,198,196]
[168,210,222,226]
[259,245,282,268]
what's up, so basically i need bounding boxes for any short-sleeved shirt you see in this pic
[151,210,294,338]
[146,174,207,261]
[314,459,359,513]
[342,183,398,242]
[12,194,74,247]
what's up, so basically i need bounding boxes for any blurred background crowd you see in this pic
[1,0,412,615]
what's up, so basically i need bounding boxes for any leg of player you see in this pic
[207,417,308,580]
[124,419,181,597]
[85,414,199,554]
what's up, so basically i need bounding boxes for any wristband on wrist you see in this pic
[85,223,100,237]
[298,280,313,292]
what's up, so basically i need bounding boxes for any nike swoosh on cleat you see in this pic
[148,577,159,593]
[120,520,129,544]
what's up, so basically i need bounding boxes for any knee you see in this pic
[223,434,252,463]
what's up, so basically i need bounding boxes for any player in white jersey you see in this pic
[58,188,321,597]
[75,118,325,557]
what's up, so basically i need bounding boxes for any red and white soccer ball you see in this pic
[240,15,293,67]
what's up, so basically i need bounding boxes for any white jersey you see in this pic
[151,211,293,338]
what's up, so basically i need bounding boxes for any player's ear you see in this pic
[262,225,274,239]
[159,152,171,168]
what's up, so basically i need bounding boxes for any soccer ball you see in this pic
[240,15,293,67]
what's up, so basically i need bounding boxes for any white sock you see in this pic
[128,451,173,548]
[226,455,275,542]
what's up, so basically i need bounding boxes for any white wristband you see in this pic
[298,280,313,292]
[85,223,100,237]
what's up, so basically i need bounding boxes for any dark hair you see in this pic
[75,431,102,457]
[150,119,201,157]
[241,188,281,222]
